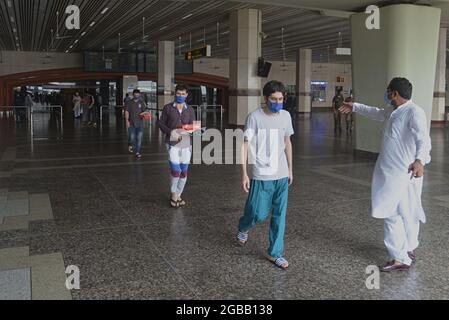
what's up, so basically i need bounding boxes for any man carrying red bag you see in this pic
[124,89,150,159]
[158,84,197,208]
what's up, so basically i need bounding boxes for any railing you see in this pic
[99,105,124,122]
[0,105,64,138]
[0,106,15,118]
[99,104,225,129]
[191,105,224,129]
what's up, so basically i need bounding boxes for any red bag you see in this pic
[140,112,152,120]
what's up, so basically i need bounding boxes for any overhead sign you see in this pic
[336,48,351,56]
[185,45,211,61]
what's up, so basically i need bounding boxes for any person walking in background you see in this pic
[125,89,150,159]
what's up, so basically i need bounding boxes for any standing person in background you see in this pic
[332,88,344,133]
[82,90,94,127]
[89,92,98,128]
[73,92,82,119]
[124,93,131,105]
[344,95,354,133]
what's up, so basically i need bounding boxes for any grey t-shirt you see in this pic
[125,99,147,128]
[244,107,294,181]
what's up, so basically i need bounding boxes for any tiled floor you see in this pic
[0,110,448,300]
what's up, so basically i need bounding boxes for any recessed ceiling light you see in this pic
[159,26,168,31]
[182,14,193,20]
[81,32,86,36]
[89,21,96,27]
[101,7,109,14]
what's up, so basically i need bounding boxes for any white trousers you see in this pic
[384,210,420,266]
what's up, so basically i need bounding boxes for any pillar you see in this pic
[296,48,312,113]
[157,41,175,111]
[122,75,138,103]
[351,4,441,153]
[432,28,446,123]
[229,9,262,126]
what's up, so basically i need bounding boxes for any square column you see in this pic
[296,48,312,113]
[432,28,446,122]
[229,9,262,126]
[157,41,175,110]
[351,4,441,153]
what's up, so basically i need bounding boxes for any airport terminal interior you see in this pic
[0,0,449,300]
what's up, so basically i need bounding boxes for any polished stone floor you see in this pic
[0,110,448,300]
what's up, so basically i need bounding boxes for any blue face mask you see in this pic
[133,95,141,102]
[384,92,393,105]
[268,101,284,113]
[175,96,187,104]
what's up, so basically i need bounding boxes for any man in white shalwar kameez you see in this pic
[340,78,431,272]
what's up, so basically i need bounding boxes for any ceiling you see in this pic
[0,0,448,63]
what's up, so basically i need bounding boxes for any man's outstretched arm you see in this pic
[340,101,389,122]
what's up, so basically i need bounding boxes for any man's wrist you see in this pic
[416,159,424,166]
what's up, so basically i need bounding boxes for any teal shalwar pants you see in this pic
[238,178,289,259]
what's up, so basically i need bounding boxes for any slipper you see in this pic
[237,231,249,245]
[267,257,289,270]
[178,199,186,207]
[170,198,179,208]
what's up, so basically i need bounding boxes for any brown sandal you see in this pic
[170,198,179,208]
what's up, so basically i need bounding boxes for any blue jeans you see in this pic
[128,126,144,154]
[239,178,289,259]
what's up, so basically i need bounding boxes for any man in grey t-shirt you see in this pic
[236,80,294,270]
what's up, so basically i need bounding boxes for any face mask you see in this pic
[268,101,284,113]
[384,92,393,106]
[133,95,140,101]
[175,96,187,104]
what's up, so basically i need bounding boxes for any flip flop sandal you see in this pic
[268,257,289,270]
[170,198,179,208]
[237,231,249,245]
[178,199,186,207]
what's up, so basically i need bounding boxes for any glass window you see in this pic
[311,81,327,102]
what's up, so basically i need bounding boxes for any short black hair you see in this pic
[263,80,286,98]
[133,89,140,94]
[388,77,413,100]
[175,83,189,93]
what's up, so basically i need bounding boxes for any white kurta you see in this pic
[353,100,432,223]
